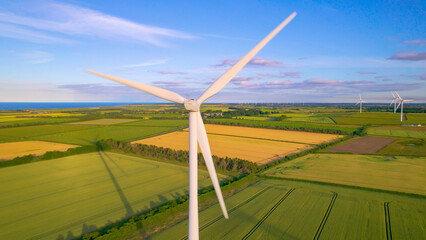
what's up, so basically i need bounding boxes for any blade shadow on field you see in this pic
[97,151,147,237]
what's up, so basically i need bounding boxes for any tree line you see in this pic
[97,139,258,174]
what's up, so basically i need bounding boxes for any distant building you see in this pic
[203,112,223,118]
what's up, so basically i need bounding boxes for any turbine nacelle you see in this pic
[184,100,200,112]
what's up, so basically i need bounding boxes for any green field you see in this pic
[0,117,77,128]
[69,119,139,125]
[0,120,187,145]
[263,153,426,195]
[332,112,426,125]
[284,116,335,124]
[378,138,425,156]
[152,179,425,240]
[208,119,357,134]
[0,152,226,240]
[367,128,426,138]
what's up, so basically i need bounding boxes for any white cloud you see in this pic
[25,50,54,64]
[121,59,168,68]
[0,1,196,46]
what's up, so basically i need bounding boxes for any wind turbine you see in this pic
[390,92,398,113]
[356,95,366,113]
[395,91,414,122]
[86,12,297,240]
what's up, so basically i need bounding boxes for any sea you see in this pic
[0,102,153,111]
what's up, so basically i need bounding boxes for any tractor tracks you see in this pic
[241,188,295,240]
[312,191,338,240]
[384,202,392,240]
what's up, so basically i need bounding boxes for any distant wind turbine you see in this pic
[356,95,366,113]
[86,12,297,240]
[390,92,398,113]
[395,91,414,122]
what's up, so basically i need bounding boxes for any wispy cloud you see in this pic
[211,57,285,68]
[153,70,188,75]
[404,40,426,46]
[25,50,54,64]
[357,71,377,75]
[388,52,426,61]
[0,22,73,44]
[258,72,301,78]
[0,1,196,46]
[400,74,426,81]
[201,33,255,42]
[121,59,168,68]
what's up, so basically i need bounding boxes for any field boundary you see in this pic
[313,192,337,240]
[179,186,273,240]
[126,126,188,142]
[240,188,295,240]
[384,202,392,240]
[259,175,426,199]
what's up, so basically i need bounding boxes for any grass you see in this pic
[0,141,78,160]
[0,124,97,138]
[152,179,425,240]
[0,117,77,128]
[284,116,335,124]
[378,138,426,156]
[263,153,426,195]
[0,152,226,240]
[367,128,426,138]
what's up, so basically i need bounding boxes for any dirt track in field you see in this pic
[324,136,396,154]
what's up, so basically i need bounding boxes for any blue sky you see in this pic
[0,0,424,103]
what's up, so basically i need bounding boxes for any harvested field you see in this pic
[133,130,311,165]
[324,136,396,154]
[69,118,138,125]
[0,141,78,160]
[0,152,226,240]
[263,153,426,195]
[152,179,425,240]
[188,124,343,145]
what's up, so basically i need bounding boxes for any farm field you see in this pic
[0,140,78,160]
[331,112,404,125]
[152,179,425,240]
[378,138,425,156]
[324,136,396,154]
[133,129,311,165]
[208,119,358,134]
[0,117,77,128]
[0,152,226,240]
[367,128,426,138]
[195,124,343,145]
[68,118,138,125]
[284,116,335,124]
[263,153,426,195]
[0,120,187,145]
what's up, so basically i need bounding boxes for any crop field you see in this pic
[407,113,426,124]
[0,120,187,145]
[331,112,405,125]
[324,136,396,154]
[367,128,426,138]
[284,116,335,124]
[69,118,139,125]
[0,152,226,240]
[208,119,358,134]
[0,117,40,122]
[133,129,312,165]
[0,117,77,128]
[0,140,78,160]
[152,179,425,240]
[198,124,343,145]
[263,153,426,195]
[378,138,425,156]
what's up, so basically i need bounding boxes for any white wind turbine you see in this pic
[390,92,399,113]
[86,12,297,240]
[356,95,366,113]
[395,91,414,122]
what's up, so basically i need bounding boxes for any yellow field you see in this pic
[133,128,315,165]
[188,124,343,144]
[0,141,79,160]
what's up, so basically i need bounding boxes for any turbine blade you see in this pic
[391,92,395,98]
[196,12,297,104]
[396,102,401,110]
[85,70,186,104]
[394,91,402,100]
[196,112,228,219]
[404,99,414,102]
[390,99,395,106]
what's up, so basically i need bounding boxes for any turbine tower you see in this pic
[390,92,398,113]
[395,91,414,122]
[86,12,297,240]
[356,95,366,113]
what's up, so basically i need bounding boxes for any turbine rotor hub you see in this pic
[184,99,200,112]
